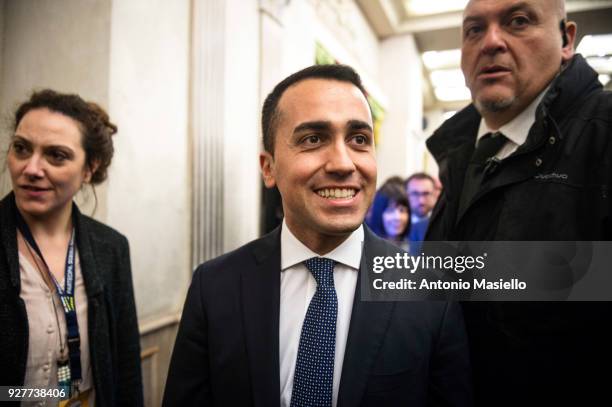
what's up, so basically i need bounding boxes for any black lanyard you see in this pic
[15,209,82,382]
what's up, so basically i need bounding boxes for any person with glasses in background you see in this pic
[405,172,437,255]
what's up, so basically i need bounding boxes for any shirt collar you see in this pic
[280,219,363,271]
[476,85,549,147]
[411,213,430,224]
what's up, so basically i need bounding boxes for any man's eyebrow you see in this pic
[293,121,332,134]
[505,2,536,17]
[462,15,483,27]
[292,120,372,134]
[463,2,534,24]
[11,134,30,143]
[347,120,373,132]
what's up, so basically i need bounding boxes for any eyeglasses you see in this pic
[408,191,433,198]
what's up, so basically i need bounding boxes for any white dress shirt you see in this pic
[279,220,363,407]
[476,86,549,159]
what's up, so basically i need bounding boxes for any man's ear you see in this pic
[561,20,577,63]
[84,159,100,183]
[260,151,276,188]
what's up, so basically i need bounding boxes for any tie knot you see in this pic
[304,257,335,287]
[472,131,507,164]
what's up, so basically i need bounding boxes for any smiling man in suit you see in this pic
[162,64,472,407]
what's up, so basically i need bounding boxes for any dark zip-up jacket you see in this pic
[426,54,612,406]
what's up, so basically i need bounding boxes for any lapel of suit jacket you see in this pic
[73,205,104,297]
[242,227,281,407]
[337,226,395,407]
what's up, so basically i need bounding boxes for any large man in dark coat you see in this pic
[426,0,612,405]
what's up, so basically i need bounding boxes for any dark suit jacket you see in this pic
[164,226,472,406]
[0,193,143,406]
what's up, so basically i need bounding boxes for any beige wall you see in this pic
[0,0,192,322]
[310,0,382,88]
[0,0,8,193]
[0,0,111,122]
[0,0,5,110]
[378,34,425,184]
[0,0,112,215]
[222,0,261,252]
[106,0,191,321]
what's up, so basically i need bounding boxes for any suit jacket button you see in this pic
[535,158,543,167]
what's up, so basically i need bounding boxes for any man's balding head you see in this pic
[465,0,566,17]
[554,0,566,19]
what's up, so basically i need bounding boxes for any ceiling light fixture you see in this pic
[577,34,612,58]
[422,49,461,70]
[434,86,471,102]
[404,0,468,16]
[585,56,612,74]
[430,68,466,88]
[429,69,471,102]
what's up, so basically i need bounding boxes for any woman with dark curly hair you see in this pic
[0,89,143,406]
[366,177,411,251]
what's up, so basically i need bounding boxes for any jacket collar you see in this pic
[427,54,601,163]
[426,105,479,215]
[539,54,602,123]
[426,104,480,166]
[0,193,21,289]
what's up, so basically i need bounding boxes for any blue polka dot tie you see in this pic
[290,257,337,407]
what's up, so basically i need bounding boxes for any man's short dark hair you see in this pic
[261,64,368,154]
[406,172,435,188]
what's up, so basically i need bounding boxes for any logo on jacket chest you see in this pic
[534,172,569,181]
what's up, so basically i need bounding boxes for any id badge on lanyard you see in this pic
[15,209,82,399]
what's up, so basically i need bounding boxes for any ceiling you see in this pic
[357,0,612,111]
